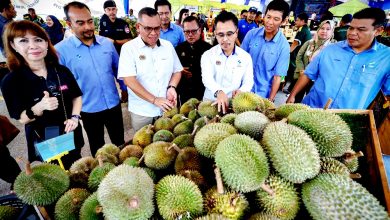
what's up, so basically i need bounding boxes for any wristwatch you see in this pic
[214,90,222,98]
[167,85,176,90]
[71,115,81,120]
[26,108,37,119]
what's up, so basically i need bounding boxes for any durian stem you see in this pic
[191,125,199,136]
[128,196,140,209]
[344,151,364,162]
[25,162,32,175]
[323,98,333,110]
[204,116,209,125]
[138,154,145,164]
[214,167,225,194]
[350,173,362,179]
[95,205,103,214]
[38,206,51,220]
[147,124,154,132]
[170,143,182,153]
[260,183,275,196]
[97,155,104,167]
[280,118,288,123]
[184,170,192,178]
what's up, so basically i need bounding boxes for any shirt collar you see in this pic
[217,44,237,57]
[342,39,379,52]
[260,27,282,43]
[71,35,100,48]
[136,36,161,48]
[0,14,10,23]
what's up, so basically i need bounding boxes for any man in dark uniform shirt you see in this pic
[99,0,132,54]
[334,14,352,41]
[99,0,132,102]
[175,16,212,104]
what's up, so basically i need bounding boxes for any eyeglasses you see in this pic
[215,29,238,38]
[183,28,200,35]
[139,23,161,33]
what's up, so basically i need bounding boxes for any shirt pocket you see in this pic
[263,49,278,71]
[358,65,378,88]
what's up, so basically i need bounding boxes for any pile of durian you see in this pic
[1,92,389,220]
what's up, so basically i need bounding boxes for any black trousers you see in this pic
[0,146,21,185]
[81,103,124,156]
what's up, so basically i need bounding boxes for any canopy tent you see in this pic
[329,0,369,17]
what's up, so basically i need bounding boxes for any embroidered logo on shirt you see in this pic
[139,55,146,60]
[216,61,221,65]
[60,85,68,91]
[125,26,130,33]
[181,52,185,57]
[76,54,81,59]
[102,21,106,26]
[237,60,242,67]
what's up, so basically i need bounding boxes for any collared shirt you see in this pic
[118,36,183,117]
[241,27,290,98]
[160,22,185,47]
[175,39,212,103]
[99,14,132,53]
[334,25,349,41]
[201,44,254,101]
[238,19,258,43]
[0,14,12,54]
[291,25,312,66]
[55,35,120,113]
[302,40,390,109]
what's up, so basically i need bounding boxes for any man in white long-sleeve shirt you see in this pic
[201,11,254,114]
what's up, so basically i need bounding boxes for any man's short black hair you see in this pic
[182,15,200,28]
[64,1,91,21]
[353,7,386,27]
[241,9,248,15]
[28,8,35,12]
[297,13,309,23]
[265,0,290,21]
[341,14,353,23]
[256,11,262,16]
[138,7,158,22]
[154,0,171,12]
[0,0,12,13]
[214,11,238,29]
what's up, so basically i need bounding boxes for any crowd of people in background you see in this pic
[0,0,389,187]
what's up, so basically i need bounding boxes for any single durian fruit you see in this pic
[178,170,207,190]
[262,121,320,183]
[122,156,141,167]
[188,109,200,121]
[0,206,20,220]
[173,145,201,173]
[154,117,175,131]
[173,120,194,136]
[88,157,116,191]
[172,113,188,125]
[234,111,270,140]
[79,192,103,220]
[186,98,201,106]
[302,173,388,220]
[14,163,69,206]
[143,142,177,169]
[274,103,309,120]
[215,134,270,193]
[97,165,154,220]
[180,102,197,116]
[156,175,203,220]
[249,213,281,220]
[172,125,199,148]
[195,214,229,220]
[320,157,361,178]
[153,129,175,142]
[119,144,143,163]
[69,156,98,174]
[95,144,121,165]
[256,175,300,220]
[338,150,363,173]
[232,92,264,113]
[287,109,353,157]
[204,167,249,219]
[198,101,218,118]
[194,123,237,158]
[163,106,179,118]
[132,124,154,148]
[55,188,91,220]
[220,113,237,125]
[194,116,209,129]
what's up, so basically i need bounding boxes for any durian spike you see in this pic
[38,206,52,220]
[260,183,275,197]
[16,157,32,175]
[95,205,103,214]
[214,166,225,194]
[350,173,362,179]
[171,143,182,153]
[323,98,333,110]
[344,151,364,162]
[138,154,145,164]
[97,155,104,167]
[191,125,199,136]
[128,196,140,209]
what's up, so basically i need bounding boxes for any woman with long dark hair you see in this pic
[1,20,83,169]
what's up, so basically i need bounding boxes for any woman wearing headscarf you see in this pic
[292,20,336,103]
[44,15,64,45]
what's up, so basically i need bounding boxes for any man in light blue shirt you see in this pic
[55,1,124,155]
[155,0,185,47]
[241,0,290,101]
[287,8,390,109]
[238,6,258,43]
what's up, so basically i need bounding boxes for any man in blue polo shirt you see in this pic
[155,0,185,47]
[287,8,390,109]
[241,0,290,101]
[238,6,258,43]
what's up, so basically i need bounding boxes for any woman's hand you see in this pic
[64,118,78,133]
[37,91,59,111]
